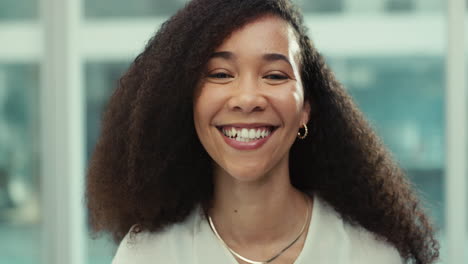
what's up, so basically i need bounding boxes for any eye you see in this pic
[263,74,289,80]
[207,72,234,79]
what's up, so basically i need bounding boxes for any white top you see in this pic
[112,195,403,264]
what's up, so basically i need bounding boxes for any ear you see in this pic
[301,100,311,125]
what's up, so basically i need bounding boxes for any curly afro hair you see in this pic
[86,0,439,263]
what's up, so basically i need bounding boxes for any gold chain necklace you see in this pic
[208,195,311,264]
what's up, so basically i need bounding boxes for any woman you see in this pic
[86,0,439,263]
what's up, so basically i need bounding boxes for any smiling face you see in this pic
[193,14,310,182]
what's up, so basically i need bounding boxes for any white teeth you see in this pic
[241,128,248,138]
[255,129,261,138]
[248,129,256,139]
[222,126,274,141]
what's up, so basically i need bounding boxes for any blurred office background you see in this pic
[0,0,466,263]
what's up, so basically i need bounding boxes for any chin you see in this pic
[222,162,272,183]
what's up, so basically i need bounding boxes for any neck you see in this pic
[209,163,310,247]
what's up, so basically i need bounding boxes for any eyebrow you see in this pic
[210,51,234,60]
[209,51,292,67]
[262,53,292,67]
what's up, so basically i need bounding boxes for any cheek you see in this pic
[193,104,213,144]
[193,99,215,153]
[193,85,225,132]
[269,84,305,122]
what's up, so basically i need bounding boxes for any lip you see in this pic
[216,124,277,151]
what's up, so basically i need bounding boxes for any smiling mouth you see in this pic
[216,125,278,143]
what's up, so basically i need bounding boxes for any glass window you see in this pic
[295,0,442,13]
[330,56,444,227]
[296,0,343,13]
[84,0,188,18]
[0,63,41,264]
[0,0,38,21]
[87,233,115,264]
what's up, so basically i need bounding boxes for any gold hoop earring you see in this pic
[297,123,308,140]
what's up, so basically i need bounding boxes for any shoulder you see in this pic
[343,222,404,264]
[315,196,404,264]
[112,207,202,264]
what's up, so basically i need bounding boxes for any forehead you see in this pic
[214,14,300,60]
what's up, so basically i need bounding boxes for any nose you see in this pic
[227,78,268,113]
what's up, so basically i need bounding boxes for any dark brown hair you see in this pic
[86,0,439,263]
